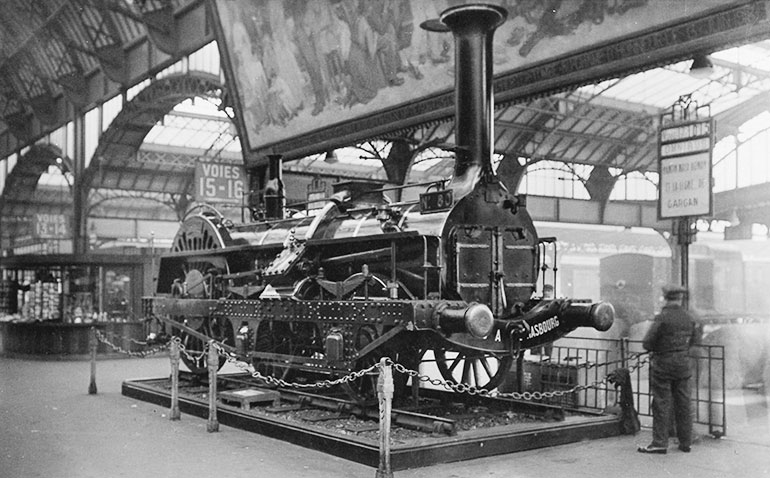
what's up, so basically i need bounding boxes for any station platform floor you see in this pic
[1,355,768,478]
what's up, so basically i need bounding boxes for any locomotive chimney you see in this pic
[425,4,507,198]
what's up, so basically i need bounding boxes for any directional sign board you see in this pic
[194,162,245,204]
[658,118,714,219]
[33,213,70,239]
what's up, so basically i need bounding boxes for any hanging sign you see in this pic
[657,117,714,219]
[32,213,70,239]
[194,162,245,203]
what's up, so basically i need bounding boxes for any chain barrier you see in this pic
[93,330,211,363]
[208,342,652,403]
[209,342,381,390]
[94,329,170,358]
[174,337,209,365]
[94,328,652,403]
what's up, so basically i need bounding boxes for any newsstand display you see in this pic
[0,251,157,356]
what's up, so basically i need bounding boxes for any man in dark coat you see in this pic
[637,284,700,454]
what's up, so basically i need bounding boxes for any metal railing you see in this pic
[518,336,726,437]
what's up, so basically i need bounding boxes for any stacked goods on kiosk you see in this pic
[13,280,61,321]
[0,279,18,315]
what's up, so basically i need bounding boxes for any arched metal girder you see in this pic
[0,143,73,207]
[84,71,224,199]
[0,143,74,244]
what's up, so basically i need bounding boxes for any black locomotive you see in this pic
[144,4,614,400]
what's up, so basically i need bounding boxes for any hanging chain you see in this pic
[209,343,651,401]
[94,329,169,358]
[173,336,208,364]
[95,328,651,402]
[209,342,380,389]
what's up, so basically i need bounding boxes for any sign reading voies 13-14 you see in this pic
[657,118,713,219]
[194,162,245,203]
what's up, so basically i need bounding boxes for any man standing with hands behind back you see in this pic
[638,284,700,454]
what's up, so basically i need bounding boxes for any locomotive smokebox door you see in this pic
[447,186,539,317]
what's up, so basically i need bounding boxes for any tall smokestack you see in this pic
[425,4,507,198]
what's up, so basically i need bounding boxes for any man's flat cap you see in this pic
[662,284,688,299]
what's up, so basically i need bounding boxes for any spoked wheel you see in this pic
[340,327,421,404]
[252,320,323,382]
[176,316,235,375]
[432,346,513,391]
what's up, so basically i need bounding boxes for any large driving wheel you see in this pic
[432,346,513,391]
[252,320,323,382]
[171,208,232,299]
[176,316,235,374]
[340,327,422,404]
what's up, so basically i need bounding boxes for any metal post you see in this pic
[207,340,219,432]
[88,326,98,394]
[516,353,524,393]
[376,358,394,478]
[678,217,692,310]
[169,338,181,420]
[72,109,88,255]
[620,337,628,369]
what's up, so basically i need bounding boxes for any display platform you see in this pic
[122,375,622,470]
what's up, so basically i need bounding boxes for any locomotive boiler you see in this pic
[144,4,614,400]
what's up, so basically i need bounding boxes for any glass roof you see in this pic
[143,98,240,154]
[579,40,770,116]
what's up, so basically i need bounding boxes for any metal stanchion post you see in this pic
[207,340,219,432]
[620,337,628,369]
[88,326,98,395]
[169,338,181,420]
[376,357,394,478]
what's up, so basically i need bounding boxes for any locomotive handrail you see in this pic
[283,181,447,210]
[373,180,448,193]
[342,200,422,214]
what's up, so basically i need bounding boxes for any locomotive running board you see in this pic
[122,376,622,470]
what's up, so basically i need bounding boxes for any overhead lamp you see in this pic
[323,150,338,164]
[689,54,714,79]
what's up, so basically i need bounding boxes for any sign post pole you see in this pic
[658,95,713,310]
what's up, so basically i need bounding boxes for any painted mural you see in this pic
[213,0,735,152]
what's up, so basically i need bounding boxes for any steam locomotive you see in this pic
[144,4,614,400]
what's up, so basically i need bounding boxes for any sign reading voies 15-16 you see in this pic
[657,118,714,219]
[194,162,245,203]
